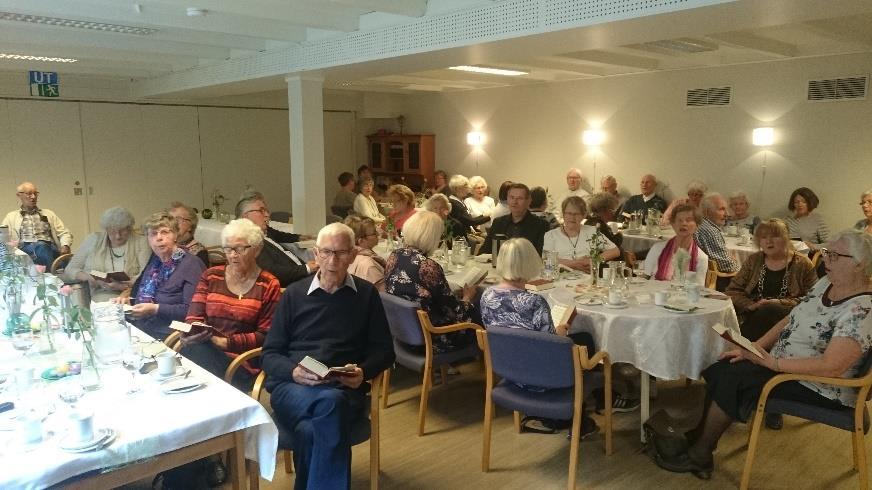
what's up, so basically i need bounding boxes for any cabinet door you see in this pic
[407,141,420,171]
[387,141,404,172]
[369,140,382,169]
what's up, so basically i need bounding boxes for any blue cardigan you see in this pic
[130,251,205,339]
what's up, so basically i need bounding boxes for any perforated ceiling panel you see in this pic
[133,0,732,97]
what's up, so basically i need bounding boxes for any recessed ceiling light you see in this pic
[0,53,77,63]
[0,11,158,35]
[448,65,528,76]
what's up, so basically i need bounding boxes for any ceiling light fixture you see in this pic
[186,7,207,17]
[0,53,77,63]
[0,11,158,35]
[448,65,528,76]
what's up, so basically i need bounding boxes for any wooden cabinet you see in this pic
[367,134,434,191]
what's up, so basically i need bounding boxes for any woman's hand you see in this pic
[555,323,570,336]
[110,296,131,305]
[209,335,229,350]
[461,283,478,303]
[105,279,131,292]
[559,257,590,273]
[720,342,777,370]
[181,328,212,345]
[748,298,780,311]
[128,303,158,319]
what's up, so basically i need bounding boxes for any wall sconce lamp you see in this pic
[466,131,485,146]
[752,127,774,146]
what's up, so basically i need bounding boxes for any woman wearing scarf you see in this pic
[117,211,205,340]
[644,203,708,286]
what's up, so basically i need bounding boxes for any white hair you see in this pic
[222,218,264,248]
[448,174,470,194]
[316,222,355,248]
[403,210,443,255]
[566,168,583,178]
[100,207,136,231]
[729,190,749,202]
[424,194,451,213]
[862,188,872,201]
[496,238,543,282]
[830,229,872,276]
[700,193,726,218]
[469,175,488,189]
[687,180,708,194]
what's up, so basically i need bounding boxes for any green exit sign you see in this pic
[29,71,60,97]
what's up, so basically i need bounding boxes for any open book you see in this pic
[455,265,488,287]
[168,320,213,333]
[551,303,577,328]
[299,355,358,378]
[90,270,130,282]
[524,278,555,292]
[711,323,764,358]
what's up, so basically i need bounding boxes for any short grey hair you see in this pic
[170,201,199,231]
[588,192,619,216]
[402,210,443,255]
[830,229,872,276]
[222,218,264,248]
[862,188,872,201]
[100,207,135,231]
[469,175,488,189]
[700,193,726,218]
[235,189,266,218]
[566,168,583,178]
[424,194,451,213]
[142,211,179,235]
[496,238,543,282]
[317,222,355,248]
[448,174,470,194]
[601,175,616,185]
[687,180,708,194]
[729,190,749,202]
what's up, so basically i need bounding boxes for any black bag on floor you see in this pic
[642,409,689,461]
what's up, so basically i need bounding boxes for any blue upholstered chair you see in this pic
[379,292,483,436]
[225,348,384,490]
[741,353,872,489]
[476,327,613,489]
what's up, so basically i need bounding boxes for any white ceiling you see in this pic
[1,0,872,98]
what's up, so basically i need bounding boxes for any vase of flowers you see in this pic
[587,230,607,287]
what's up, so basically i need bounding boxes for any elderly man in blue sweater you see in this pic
[262,222,395,490]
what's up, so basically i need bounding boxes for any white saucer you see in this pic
[161,376,206,394]
[604,302,628,309]
[151,366,184,380]
[60,428,116,452]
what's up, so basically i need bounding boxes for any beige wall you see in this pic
[397,53,872,232]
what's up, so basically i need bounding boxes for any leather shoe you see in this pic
[765,413,783,430]
[205,459,228,487]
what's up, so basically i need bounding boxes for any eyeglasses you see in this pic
[860,200,872,207]
[316,248,352,259]
[223,245,252,255]
[243,207,270,216]
[821,248,853,262]
[17,191,38,197]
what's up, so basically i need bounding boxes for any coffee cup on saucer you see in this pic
[69,408,95,443]
[156,352,177,377]
[655,291,670,306]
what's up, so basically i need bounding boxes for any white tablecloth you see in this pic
[0,327,278,488]
[554,280,737,380]
[196,219,294,248]
[620,229,808,266]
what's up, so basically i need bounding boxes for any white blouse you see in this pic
[464,196,496,218]
[353,194,386,223]
[543,225,616,259]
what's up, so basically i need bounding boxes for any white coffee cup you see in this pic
[14,366,34,393]
[19,410,43,444]
[70,408,95,443]
[156,351,177,376]
[655,291,670,306]
[726,224,737,236]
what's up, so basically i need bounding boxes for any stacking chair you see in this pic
[50,253,72,275]
[225,348,384,490]
[379,292,483,436]
[740,353,872,489]
[163,331,182,351]
[706,260,737,290]
[476,327,613,489]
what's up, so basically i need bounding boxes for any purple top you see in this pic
[130,251,205,339]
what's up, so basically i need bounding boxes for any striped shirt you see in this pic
[185,266,281,354]
[694,218,740,273]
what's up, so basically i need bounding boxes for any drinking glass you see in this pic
[11,325,35,356]
[57,377,85,409]
[121,347,144,394]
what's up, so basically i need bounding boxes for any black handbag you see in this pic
[642,409,689,461]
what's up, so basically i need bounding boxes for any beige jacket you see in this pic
[726,251,817,314]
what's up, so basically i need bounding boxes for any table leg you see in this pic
[229,429,246,490]
[640,372,650,443]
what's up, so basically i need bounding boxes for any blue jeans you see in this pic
[270,382,366,490]
[19,241,59,267]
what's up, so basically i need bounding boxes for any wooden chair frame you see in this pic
[228,348,384,490]
[706,259,737,290]
[476,330,613,490]
[380,309,482,436]
[163,331,182,352]
[50,252,73,274]
[740,367,872,489]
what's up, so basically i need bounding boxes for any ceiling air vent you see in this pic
[686,86,731,107]
[808,76,867,101]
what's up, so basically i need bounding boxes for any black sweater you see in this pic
[256,226,309,287]
[261,275,395,393]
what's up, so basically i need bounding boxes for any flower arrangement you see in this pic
[587,230,607,286]
[673,248,691,283]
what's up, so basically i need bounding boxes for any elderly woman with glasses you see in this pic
[544,196,619,273]
[652,230,872,479]
[181,218,281,390]
[353,178,386,224]
[856,188,872,234]
[726,219,817,341]
[169,201,208,266]
[344,215,386,291]
[114,212,206,340]
[385,184,417,233]
[464,175,496,219]
[66,206,151,301]
[385,210,481,353]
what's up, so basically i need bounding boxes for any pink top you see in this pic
[390,207,417,231]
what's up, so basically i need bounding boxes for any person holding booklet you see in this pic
[262,222,394,490]
[480,238,605,437]
[385,210,483,353]
[65,206,150,301]
[650,230,872,480]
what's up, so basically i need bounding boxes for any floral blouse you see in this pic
[771,278,872,407]
[480,287,554,334]
[384,247,473,352]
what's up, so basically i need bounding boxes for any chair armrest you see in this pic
[224,347,263,383]
[576,346,611,370]
[164,331,182,351]
[758,371,872,408]
[251,371,267,402]
[427,322,483,335]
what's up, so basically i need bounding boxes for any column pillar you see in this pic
[286,75,326,235]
